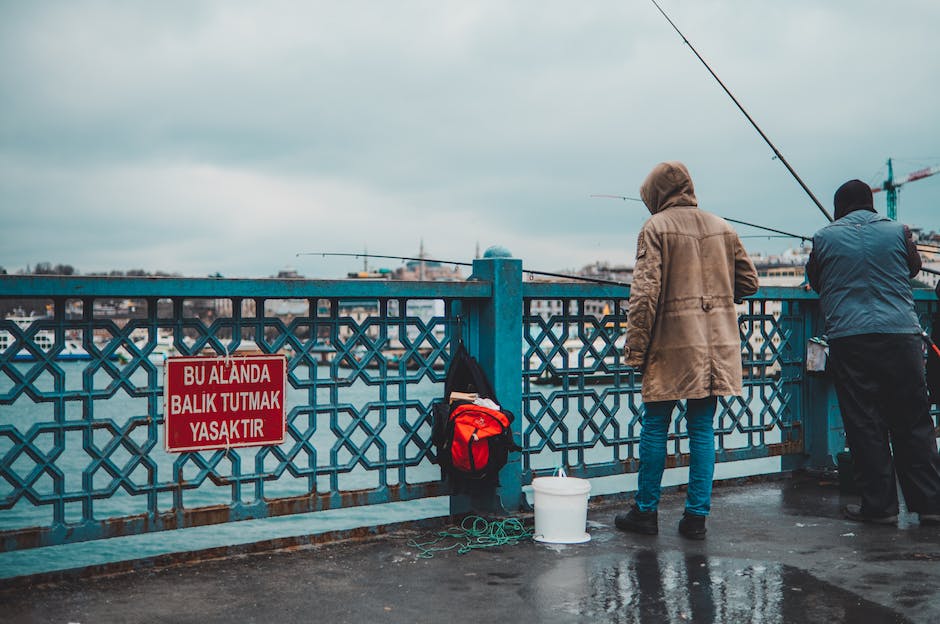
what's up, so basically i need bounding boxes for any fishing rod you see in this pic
[298,251,472,268]
[296,252,632,287]
[590,194,643,202]
[589,196,940,276]
[728,219,940,259]
[926,332,940,359]
[645,3,940,278]
[649,0,834,223]
[723,218,812,243]
[698,216,940,275]
[589,195,814,243]
[590,193,939,251]
[725,217,940,258]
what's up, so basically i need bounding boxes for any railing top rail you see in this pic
[914,287,940,302]
[759,285,936,302]
[522,282,823,300]
[521,281,630,299]
[1,275,935,302]
[521,282,938,302]
[0,275,492,299]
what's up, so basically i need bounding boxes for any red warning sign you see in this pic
[164,354,286,452]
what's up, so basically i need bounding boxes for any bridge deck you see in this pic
[2,474,938,624]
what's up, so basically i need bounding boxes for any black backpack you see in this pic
[431,341,519,494]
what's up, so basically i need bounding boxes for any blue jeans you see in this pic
[635,396,718,517]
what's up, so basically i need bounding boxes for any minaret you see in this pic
[419,239,426,280]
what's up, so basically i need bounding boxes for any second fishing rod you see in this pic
[593,196,940,278]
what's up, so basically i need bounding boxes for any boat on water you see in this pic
[133,335,177,365]
[114,333,186,365]
[0,311,104,362]
[528,334,628,385]
[117,335,273,365]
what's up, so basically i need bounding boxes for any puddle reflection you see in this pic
[529,549,907,623]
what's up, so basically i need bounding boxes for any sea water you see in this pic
[0,361,781,579]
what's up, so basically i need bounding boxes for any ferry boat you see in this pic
[0,312,95,361]
[115,333,180,365]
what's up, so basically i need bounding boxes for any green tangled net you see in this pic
[407,515,534,558]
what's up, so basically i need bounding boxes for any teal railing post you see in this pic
[781,298,845,472]
[454,247,524,514]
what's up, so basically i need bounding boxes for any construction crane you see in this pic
[871,158,940,220]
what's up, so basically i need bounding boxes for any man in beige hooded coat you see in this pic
[616,161,758,539]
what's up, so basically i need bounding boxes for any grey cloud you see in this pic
[1,1,938,277]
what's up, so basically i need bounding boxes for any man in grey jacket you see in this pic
[806,178,940,526]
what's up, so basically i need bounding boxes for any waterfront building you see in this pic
[911,228,940,289]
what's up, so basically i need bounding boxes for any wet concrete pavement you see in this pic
[3,474,939,623]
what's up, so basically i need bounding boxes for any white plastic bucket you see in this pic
[531,472,592,544]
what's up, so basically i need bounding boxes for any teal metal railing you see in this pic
[1,259,937,552]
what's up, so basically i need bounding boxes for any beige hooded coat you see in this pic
[625,162,759,402]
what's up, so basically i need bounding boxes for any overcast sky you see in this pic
[1,0,938,279]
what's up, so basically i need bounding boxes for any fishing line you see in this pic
[649,0,834,223]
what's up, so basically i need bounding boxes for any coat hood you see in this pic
[639,161,698,215]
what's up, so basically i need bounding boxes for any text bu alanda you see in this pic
[169,362,281,416]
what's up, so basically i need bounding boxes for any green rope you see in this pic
[408,515,534,559]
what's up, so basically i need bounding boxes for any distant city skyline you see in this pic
[0,238,821,280]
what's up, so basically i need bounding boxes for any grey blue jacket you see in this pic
[806,209,921,339]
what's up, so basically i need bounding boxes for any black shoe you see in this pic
[678,512,707,540]
[615,505,658,535]
[843,504,897,525]
[918,512,940,526]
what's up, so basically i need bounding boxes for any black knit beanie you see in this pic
[833,179,875,220]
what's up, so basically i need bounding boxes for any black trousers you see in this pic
[829,333,940,516]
